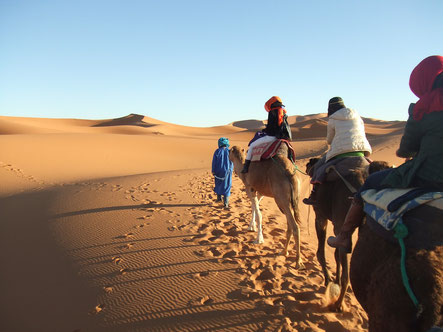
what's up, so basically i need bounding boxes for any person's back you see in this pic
[303,97,371,205]
[263,97,292,140]
[212,137,233,208]
[410,111,443,187]
[326,107,371,161]
[380,56,443,191]
[381,105,443,190]
[241,96,291,173]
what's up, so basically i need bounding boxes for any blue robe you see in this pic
[211,147,233,197]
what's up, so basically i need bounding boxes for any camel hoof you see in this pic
[280,250,289,257]
[253,238,264,244]
[328,302,343,312]
[247,226,257,232]
[295,261,305,270]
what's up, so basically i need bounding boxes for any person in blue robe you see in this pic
[212,137,233,208]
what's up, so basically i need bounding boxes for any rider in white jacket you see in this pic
[326,106,372,161]
[303,97,371,205]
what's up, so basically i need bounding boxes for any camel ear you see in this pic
[241,148,245,153]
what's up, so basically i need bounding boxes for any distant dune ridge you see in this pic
[0,113,406,331]
[0,112,405,138]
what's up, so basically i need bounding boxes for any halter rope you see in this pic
[325,165,358,194]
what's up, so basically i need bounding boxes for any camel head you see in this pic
[305,157,320,177]
[353,160,393,184]
[229,146,246,175]
[368,160,392,175]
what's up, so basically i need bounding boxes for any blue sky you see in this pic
[1,0,442,127]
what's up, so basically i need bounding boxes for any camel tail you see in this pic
[290,173,302,226]
[273,155,302,225]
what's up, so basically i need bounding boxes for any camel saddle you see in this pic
[362,188,443,250]
[250,139,295,162]
[315,156,369,183]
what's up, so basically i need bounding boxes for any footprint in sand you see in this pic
[122,243,135,250]
[103,286,113,294]
[211,229,224,237]
[121,233,135,239]
[112,256,122,265]
[158,208,174,214]
[208,247,222,257]
[222,250,237,259]
[189,271,218,280]
[134,223,149,229]
[115,233,135,240]
[226,226,242,237]
[188,295,214,306]
[111,184,123,192]
[0,162,43,184]
[193,249,206,257]
[197,224,209,232]
[89,304,105,315]
[119,268,129,275]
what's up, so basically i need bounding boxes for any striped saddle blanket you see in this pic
[250,139,295,162]
[361,188,443,249]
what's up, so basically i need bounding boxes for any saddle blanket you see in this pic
[312,156,369,184]
[361,188,443,231]
[250,139,295,162]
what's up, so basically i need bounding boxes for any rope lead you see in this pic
[394,222,423,317]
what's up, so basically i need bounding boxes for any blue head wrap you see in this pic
[218,137,230,148]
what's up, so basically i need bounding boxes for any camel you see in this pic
[350,185,443,331]
[229,145,303,268]
[304,157,369,312]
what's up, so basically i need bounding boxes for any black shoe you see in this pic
[303,197,317,205]
[241,160,251,173]
[327,234,352,253]
[303,185,318,205]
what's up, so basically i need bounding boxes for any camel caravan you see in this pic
[221,56,443,332]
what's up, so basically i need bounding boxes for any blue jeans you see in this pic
[355,169,393,202]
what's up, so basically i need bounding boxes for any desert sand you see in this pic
[0,113,406,331]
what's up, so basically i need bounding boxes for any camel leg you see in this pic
[291,216,303,269]
[248,208,257,232]
[251,196,263,244]
[257,195,264,204]
[329,250,349,312]
[334,248,341,285]
[248,195,264,232]
[281,208,303,269]
[281,222,292,257]
[315,215,331,286]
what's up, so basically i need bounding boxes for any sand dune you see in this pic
[0,113,407,331]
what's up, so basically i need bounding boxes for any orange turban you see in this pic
[264,96,283,112]
[264,96,286,126]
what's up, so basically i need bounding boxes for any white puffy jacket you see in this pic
[326,107,372,161]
